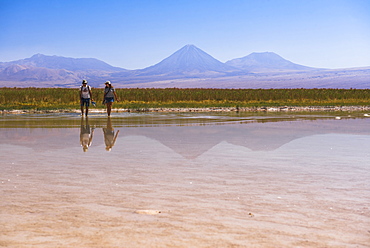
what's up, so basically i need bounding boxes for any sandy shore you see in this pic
[2,105,370,114]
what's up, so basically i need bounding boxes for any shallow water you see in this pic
[1,112,369,247]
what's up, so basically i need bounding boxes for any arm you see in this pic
[103,88,107,102]
[89,88,94,101]
[113,90,119,102]
[112,130,120,146]
[88,128,94,146]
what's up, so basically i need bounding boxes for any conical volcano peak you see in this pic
[183,44,197,49]
[180,44,203,53]
[172,44,211,59]
[139,44,239,75]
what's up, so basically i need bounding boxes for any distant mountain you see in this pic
[0,65,74,80]
[225,52,315,72]
[0,54,127,87]
[0,45,369,88]
[2,54,126,72]
[137,44,241,77]
[0,63,81,87]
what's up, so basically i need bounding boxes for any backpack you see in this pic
[80,85,91,91]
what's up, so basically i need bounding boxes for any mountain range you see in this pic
[0,44,369,88]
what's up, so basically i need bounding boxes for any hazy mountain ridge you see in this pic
[226,52,316,72]
[0,54,126,87]
[1,54,126,72]
[0,44,369,88]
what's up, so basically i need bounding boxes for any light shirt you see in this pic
[81,86,91,99]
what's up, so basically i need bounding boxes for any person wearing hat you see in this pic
[103,81,119,117]
[79,80,94,116]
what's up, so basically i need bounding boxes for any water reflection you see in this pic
[1,112,369,247]
[0,112,369,156]
[80,117,95,152]
[103,117,120,151]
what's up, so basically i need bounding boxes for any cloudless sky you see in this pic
[1,0,370,69]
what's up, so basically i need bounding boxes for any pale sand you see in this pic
[2,105,370,115]
[0,120,369,247]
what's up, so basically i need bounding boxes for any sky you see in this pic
[1,0,370,70]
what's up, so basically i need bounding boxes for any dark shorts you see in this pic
[105,97,114,103]
[81,98,90,107]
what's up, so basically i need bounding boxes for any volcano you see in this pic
[225,52,315,72]
[137,44,240,76]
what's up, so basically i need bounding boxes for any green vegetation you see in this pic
[0,87,369,110]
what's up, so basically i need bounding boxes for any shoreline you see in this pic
[1,105,370,114]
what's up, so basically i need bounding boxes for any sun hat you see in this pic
[105,81,111,85]
[82,80,87,84]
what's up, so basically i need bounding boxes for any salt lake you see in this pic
[1,112,369,247]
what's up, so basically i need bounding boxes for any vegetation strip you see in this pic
[1,88,369,111]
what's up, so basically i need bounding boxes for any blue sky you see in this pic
[1,0,370,69]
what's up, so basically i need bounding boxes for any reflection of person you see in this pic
[103,81,119,117]
[80,80,94,116]
[103,117,120,151]
[80,117,94,152]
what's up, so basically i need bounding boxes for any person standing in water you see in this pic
[80,80,94,116]
[103,81,119,117]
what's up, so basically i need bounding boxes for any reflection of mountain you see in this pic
[0,128,79,151]
[120,119,370,158]
[0,118,369,157]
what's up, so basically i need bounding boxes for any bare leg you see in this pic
[85,106,89,116]
[107,102,112,116]
[80,101,84,115]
